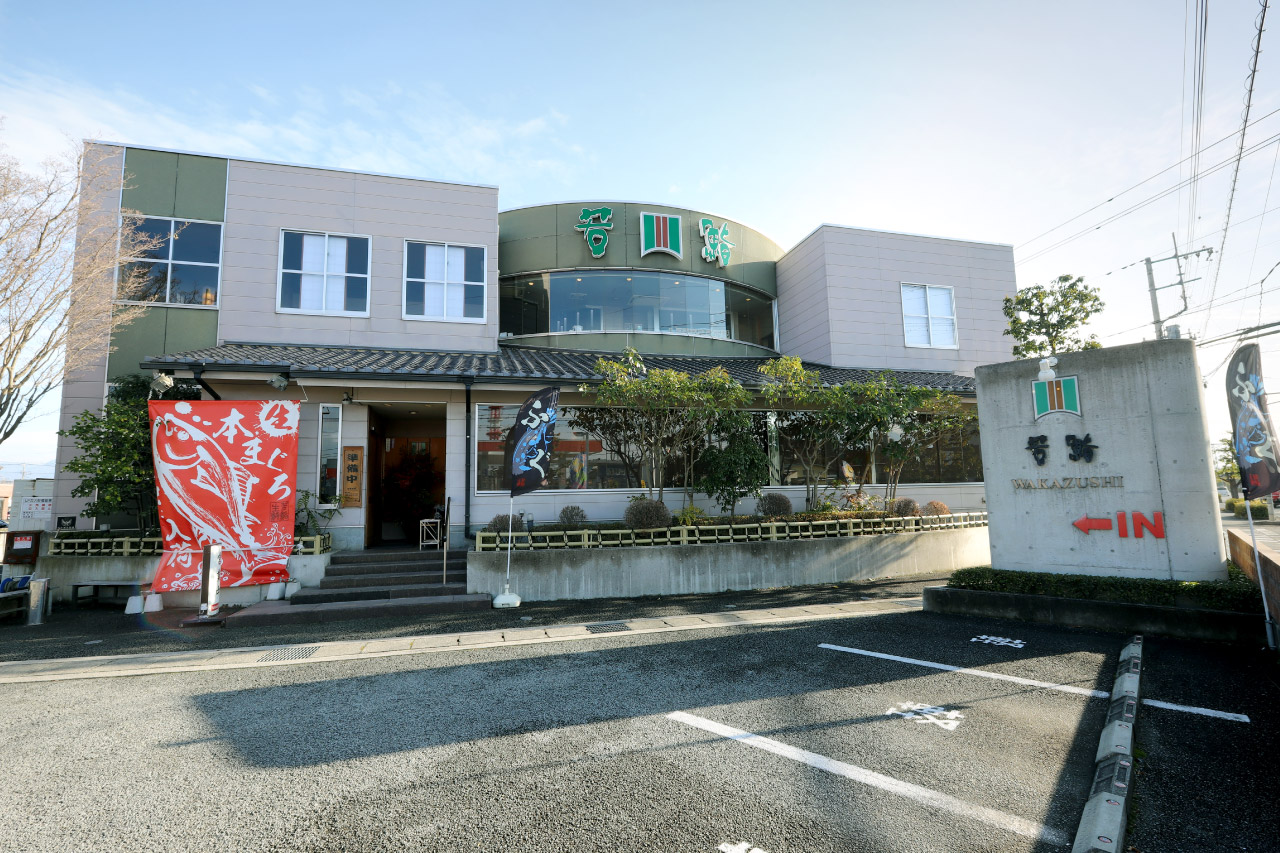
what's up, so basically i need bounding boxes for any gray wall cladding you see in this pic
[775,225,1016,376]
[217,160,500,351]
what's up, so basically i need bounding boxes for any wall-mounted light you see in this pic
[266,374,289,391]
[149,372,174,394]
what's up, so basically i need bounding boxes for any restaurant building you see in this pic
[52,143,1017,549]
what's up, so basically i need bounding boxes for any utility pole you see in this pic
[1144,232,1213,339]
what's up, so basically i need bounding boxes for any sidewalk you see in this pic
[0,595,926,684]
[0,573,947,665]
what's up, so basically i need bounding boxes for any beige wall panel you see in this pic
[219,159,499,352]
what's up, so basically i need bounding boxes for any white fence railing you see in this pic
[475,512,988,552]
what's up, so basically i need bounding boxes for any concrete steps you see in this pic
[288,547,473,608]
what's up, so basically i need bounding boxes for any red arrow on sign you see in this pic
[1073,515,1114,534]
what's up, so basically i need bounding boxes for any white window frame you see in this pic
[276,229,373,318]
[116,214,223,309]
[402,239,488,323]
[317,404,343,508]
[900,282,959,350]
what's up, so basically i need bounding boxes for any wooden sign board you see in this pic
[341,446,364,508]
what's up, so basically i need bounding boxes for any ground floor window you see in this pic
[318,405,342,505]
[474,405,982,492]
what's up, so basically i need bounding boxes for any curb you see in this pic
[1072,635,1143,853]
[923,586,1263,643]
[0,596,922,684]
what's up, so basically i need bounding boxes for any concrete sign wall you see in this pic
[975,339,1226,581]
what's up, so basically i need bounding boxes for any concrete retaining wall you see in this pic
[1227,528,1280,630]
[24,553,330,607]
[924,586,1263,643]
[467,527,990,601]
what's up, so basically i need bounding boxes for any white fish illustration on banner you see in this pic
[149,400,300,592]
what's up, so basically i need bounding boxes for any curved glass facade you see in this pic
[500,270,775,350]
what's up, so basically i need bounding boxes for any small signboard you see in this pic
[4,530,40,565]
[56,516,77,530]
[341,446,364,508]
[19,497,52,522]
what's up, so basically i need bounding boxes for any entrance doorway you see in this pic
[365,403,447,547]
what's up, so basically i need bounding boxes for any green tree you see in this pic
[587,348,750,504]
[878,393,977,500]
[695,411,769,515]
[758,358,910,509]
[1215,435,1241,498]
[1002,274,1105,359]
[59,374,201,528]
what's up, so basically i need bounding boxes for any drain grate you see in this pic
[585,622,631,634]
[258,646,319,662]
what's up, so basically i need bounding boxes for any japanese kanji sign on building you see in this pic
[149,399,300,592]
[975,340,1226,582]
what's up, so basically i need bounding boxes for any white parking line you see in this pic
[667,710,1069,846]
[818,643,1252,723]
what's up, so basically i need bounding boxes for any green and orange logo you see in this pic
[1033,376,1081,419]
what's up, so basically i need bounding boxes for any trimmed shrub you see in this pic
[674,505,709,526]
[948,565,1262,613]
[922,500,950,516]
[1235,499,1269,520]
[484,513,519,533]
[624,498,671,529]
[757,493,793,517]
[890,497,921,517]
[1225,497,1243,514]
[558,505,588,526]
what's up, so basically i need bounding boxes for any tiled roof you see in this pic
[141,342,976,392]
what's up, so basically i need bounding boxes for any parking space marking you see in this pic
[819,643,1252,723]
[667,710,1070,846]
[1140,698,1251,722]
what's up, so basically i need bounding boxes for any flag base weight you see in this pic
[493,585,521,609]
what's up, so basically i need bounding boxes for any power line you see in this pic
[1200,0,1271,339]
[1015,105,1280,252]
[1102,257,1280,339]
[1019,127,1280,265]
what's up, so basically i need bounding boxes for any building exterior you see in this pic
[52,143,1017,550]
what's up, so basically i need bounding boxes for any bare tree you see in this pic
[0,140,159,447]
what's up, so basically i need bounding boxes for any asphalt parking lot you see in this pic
[1,608,1273,853]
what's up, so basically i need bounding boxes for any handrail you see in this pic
[440,496,452,584]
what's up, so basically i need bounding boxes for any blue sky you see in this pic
[1,0,1277,474]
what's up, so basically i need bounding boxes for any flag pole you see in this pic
[1245,504,1277,649]
[494,495,521,608]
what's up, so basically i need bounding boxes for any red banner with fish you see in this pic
[149,400,300,592]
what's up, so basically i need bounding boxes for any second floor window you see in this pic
[404,241,485,321]
[119,216,221,306]
[279,231,370,316]
[901,283,957,348]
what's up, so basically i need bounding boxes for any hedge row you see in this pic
[947,564,1263,613]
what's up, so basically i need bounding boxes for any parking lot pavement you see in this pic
[1123,637,1280,852]
[0,610,1268,852]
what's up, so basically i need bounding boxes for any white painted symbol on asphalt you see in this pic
[971,634,1025,648]
[886,702,965,730]
[718,843,768,853]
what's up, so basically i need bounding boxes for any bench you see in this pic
[69,580,149,609]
